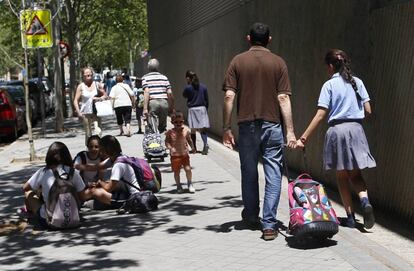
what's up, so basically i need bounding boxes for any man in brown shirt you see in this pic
[222,22,297,241]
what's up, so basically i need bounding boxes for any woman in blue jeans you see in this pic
[297,49,376,229]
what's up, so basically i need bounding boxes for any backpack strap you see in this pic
[115,156,144,181]
[119,178,141,191]
[52,167,74,181]
[114,156,143,191]
[74,151,87,177]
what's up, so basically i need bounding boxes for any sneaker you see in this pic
[188,184,196,193]
[177,186,184,194]
[362,203,375,229]
[201,145,209,155]
[262,229,277,241]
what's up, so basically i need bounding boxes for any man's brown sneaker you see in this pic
[262,229,277,241]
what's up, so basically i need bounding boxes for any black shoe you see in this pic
[341,214,356,228]
[201,145,209,155]
[362,203,375,229]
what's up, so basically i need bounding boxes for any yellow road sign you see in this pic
[20,9,53,48]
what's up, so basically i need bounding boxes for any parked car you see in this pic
[0,86,27,140]
[0,80,51,119]
[31,77,55,114]
[0,85,35,124]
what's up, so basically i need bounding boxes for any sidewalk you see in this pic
[0,116,413,271]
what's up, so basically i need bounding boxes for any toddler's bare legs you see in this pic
[184,165,195,193]
[174,169,183,193]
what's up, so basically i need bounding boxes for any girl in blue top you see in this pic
[297,49,376,229]
[183,70,210,155]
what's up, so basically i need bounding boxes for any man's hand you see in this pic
[223,129,235,150]
[286,131,297,149]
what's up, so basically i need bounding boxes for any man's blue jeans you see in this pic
[238,121,284,230]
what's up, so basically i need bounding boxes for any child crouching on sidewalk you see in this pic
[165,111,196,193]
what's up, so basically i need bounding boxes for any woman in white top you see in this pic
[73,67,107,145]
[110,74,135,136]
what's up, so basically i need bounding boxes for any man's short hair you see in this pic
[148,58,160,72]
[249,22,270,47]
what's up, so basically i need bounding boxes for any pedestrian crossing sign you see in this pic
[20,9,53,48]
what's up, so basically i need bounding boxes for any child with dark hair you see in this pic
[183,70,210,154]
[297,49,376,229]
[90,135,142,205]
[74,135,105,187]
[165,111,196,193]
[23,142,87,224]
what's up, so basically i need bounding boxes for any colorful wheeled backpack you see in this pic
[288,173,339,240]
[142,113,167,162]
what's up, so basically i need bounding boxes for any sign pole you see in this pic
[37,48,46,136]
[24,47,36,161]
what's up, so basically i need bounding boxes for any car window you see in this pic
[2,86,24,100]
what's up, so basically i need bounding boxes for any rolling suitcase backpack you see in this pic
[287,173,339,240]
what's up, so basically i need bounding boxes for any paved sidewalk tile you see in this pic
[0,116,413,270]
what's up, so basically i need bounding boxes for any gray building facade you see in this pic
[146,0,414,223]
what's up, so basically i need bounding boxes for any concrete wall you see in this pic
[147,0,414,223]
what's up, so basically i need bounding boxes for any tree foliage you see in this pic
[61,0,148,72]
[0,1,24,75]
[0,0,148,76]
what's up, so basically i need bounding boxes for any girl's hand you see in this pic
[296,139,305,148]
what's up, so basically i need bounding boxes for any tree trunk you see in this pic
[65,0,79,116]
[52,2,64,132]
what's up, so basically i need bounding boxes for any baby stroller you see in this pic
[142,112,167,162]
[287,173,339,241]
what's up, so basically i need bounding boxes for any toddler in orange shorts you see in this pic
[165,111,196,193]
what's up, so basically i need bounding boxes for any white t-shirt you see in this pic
[110,156,140,194]
[79,82,99,114]
[110,83,134,108]
[28,165,85,218]
[73,151,101,184]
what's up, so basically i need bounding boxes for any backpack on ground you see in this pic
[120,190,158,214]
[115,176,159,214]
[287,173,339,240]
[115,156,162,193]
[46,168,81,229]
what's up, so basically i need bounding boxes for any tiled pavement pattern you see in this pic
[0,116,413,271]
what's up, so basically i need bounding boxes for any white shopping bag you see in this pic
[95,100,114,117]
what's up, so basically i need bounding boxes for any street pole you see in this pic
[37,48,46,136]
[24,50,36,160]
[21,1,36,160]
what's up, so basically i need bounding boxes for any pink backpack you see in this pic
[115,156,162,193]
[288,173,339,240]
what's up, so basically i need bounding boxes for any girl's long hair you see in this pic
[324,49,361,100]
[45,142,73,169]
